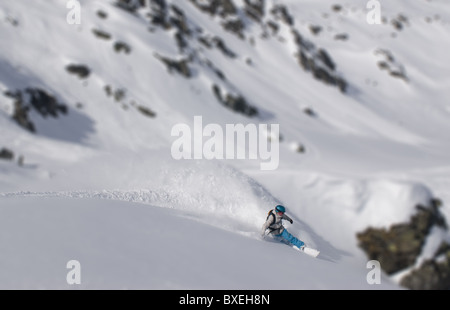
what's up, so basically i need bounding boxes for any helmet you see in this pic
[275,205,285,213]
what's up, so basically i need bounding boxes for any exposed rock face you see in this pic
[400,242,450,290]
[244,0,265,22]
[375,49,408,82]
[114,42,132,54]
[137,105,157,118]
[116,0,146,13]
[271,4,294,26]
[292,30,347,93]
[212,84,258,117]
[8,88,69,133]
[0,148,14,160]
[13,96,35,132]
[357,198,449,289]
[112,0,349,117]
[189,0,237,18]
[66,64,91,79]
[92,28,112,40]
[154,54,192,78]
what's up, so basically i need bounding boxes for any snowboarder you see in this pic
[261,205,305,250]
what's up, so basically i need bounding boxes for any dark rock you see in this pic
[104,85,113,97]
[400,241,450,290]
[292,30,315,51]
[391,14,409,31]
[212,84,222,102]
[309,25,322,36]
[331,4,342,12]
[66,64,91,79]
[224,94,258,117]
[377,61,389,70]
[212,37,237,58]
[212,84,258,117]
[303,107,317,117]
[9,88,68,132]
[317,49,336,71]
[137,105,157,118]
[25,88,68,118]
[221,19,245,39]
[391,19,403,31]
[375,49,408,82]
[334,33,348,41]
[293,30,347,93]
[148,0,170,28]
[271,5,294,26]
[198,36,212,48]
[113,88,126,102]
[97,10,108,19]
[12,94,35,132]
[92,29,112,40]
[170,5,190,35]
[115,0,146,13]
[266,21,279,35]
[114,41,132,54]
[390,70,408,81]
[357,199,447,276]
[189,0,237,18]
[298,50,347,93]
[205,60,226,80]
[174,31,188,51]
[0,148,14,160]
[155,54,192,78]
[244,0,265,22]
[293,143,305,153]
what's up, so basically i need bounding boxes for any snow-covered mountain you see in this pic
[1,0,450,289]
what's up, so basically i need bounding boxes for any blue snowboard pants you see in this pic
[275,229,305,248]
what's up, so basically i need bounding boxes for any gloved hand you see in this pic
[289,219,293,224]
[261,229,266,238]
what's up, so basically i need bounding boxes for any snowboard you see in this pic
[293,245,320,258]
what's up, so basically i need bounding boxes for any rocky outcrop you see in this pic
[0,148,24,166]
[212,84,258,117]
[66,64,91,79]
[111,0,348,115]
[8,88,69,133]
[114,42,132,54]
[400,241,450,290]
[92,28,112,40]
[0,148,14,161]
[357,198,449,289]
[270,4,294,26]
[103,83,158,118]
[391,14,409,31]
[375,49,408,82]
[115,0,146,13]
[12,96,35,132]
[244,0,265,23]
[188,0,237,18]
[136,105,157,118]
[154,54,192,78]
[292,30,347,93]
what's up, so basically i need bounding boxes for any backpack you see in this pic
[266,210,276,230]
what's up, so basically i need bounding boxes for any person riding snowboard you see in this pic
[261,205,305,250]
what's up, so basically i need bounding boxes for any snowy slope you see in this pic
[1,0,450,289]
[0,195,400,289]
